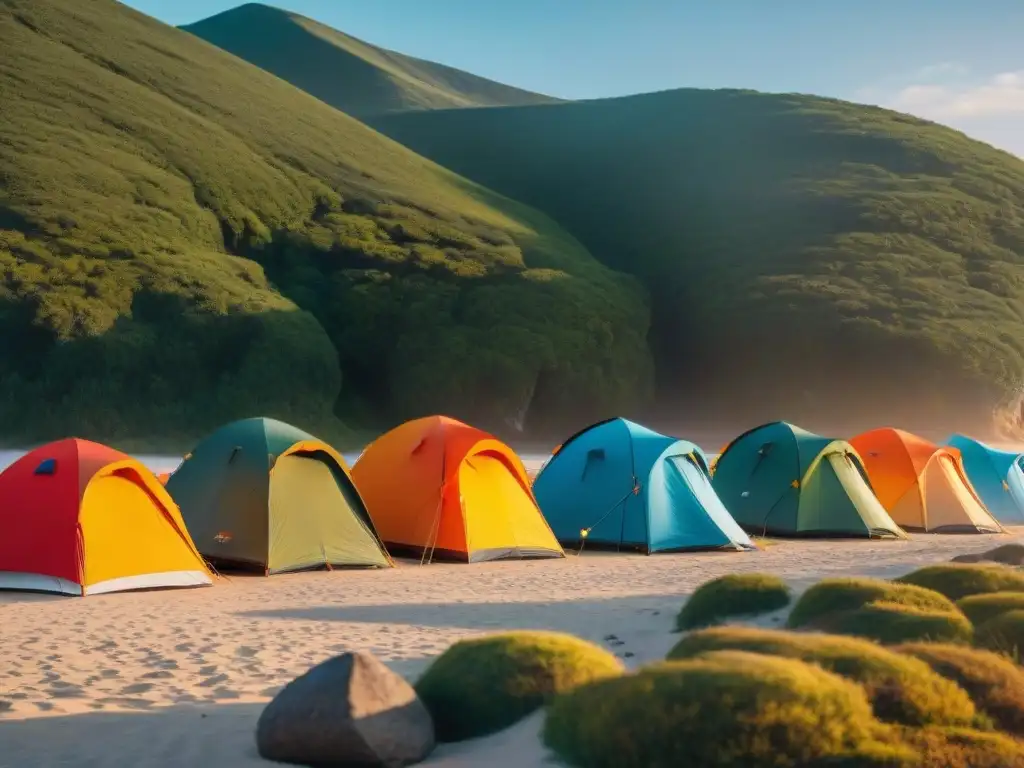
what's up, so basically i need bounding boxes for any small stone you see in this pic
[256,651,435,767]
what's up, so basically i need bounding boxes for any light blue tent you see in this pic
[947,434,1024,525]
[532,418,754,553]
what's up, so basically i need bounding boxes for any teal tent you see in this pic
[947,434,1024,525]
[711,421,906,539]
[166,417,391,574]
[532,418,754,553]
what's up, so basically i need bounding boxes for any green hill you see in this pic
[0,0,650,447]
[370,90,1024,434]
[181,3,561,118]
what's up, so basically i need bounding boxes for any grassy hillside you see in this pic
[0,0,651,446]
[371,90,1024,434]
[181,3,560,118]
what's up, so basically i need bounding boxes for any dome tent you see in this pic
[712,422,906,539]
[352,415,563,563]
[533,418,754,553]
[0,438,212,596]
[166,417,392,574]
[851,427,1003,534]
[946,434,1024,525]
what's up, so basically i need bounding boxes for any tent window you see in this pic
[34,458,56,476]
[582,448,605,479]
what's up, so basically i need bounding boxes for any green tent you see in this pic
[711,421,906,539]
[166,417,392,574]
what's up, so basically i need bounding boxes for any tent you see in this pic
[165,417,391,574]
[946,434,1024,525]
[0,438,212,596]
[532,418,754,553]
[352,415,564,562]
[712,422,906,539]
[851,428,1004,534]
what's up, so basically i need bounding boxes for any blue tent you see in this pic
[532,418,754,553]
[947,434,1024,524]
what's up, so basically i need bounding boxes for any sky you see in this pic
[126,0,1024,157]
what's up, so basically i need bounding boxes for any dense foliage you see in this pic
[372,90,1024,433]
[674,573,792,630]
[0,0,651,445]
[896,564,1024,601]
[957,592,1024,626]
[182,4,559,117]
[813,602,975,645]
[414,631,623,742]
[787,577,959,628]
[667,626,978,728]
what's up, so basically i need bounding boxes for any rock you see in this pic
[256,651,435,767]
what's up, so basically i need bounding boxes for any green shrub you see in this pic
[897,642,1024,735]
[414,631,623,742]
[974,610,1024,660]
[787,577,958,628]
[543,651,910,768]
[895,563,1024,601]
[814,603,974,645]
[895,727,1024,768]
[675,573,792,630]
[667,626,978,727]
[957,592,1024,627]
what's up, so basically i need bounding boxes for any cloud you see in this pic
[887,70,1024,119]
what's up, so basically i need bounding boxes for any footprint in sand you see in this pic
[120,683,154,695]
[99,669,120,679]
[49,682,86,698]
[235,646,259,658]
[0,701,12,713]
[141,670,174,680]
[174,643,193,653]
[198,674,229,688]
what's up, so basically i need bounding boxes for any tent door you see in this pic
[665,455,752,548]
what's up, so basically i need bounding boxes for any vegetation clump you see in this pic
[897,642,1024,736]
[974,610,1024,660]
[787,577,957,629]
[675,573,792,631]
[414,631,623,742]
[667,626,978,727]
[957,592,1024,627]
[543,651,910,768]
[896,564,1024,601]
[813,603,974,646]
[895,727,1024,768]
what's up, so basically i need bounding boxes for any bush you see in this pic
[897,642,1024,735]
[974,610,1024,660]
[414,631,623,742]
[814,603,974,645]
[675,573,792,630]
[787,577,958,628]
[667,626,978,727]
[543,651,909,768]
[896,727,1024,768]
[957,592,1024,627]
[953,544,1024,566]
[895,563,1024,601]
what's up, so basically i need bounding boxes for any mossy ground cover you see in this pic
[974,610,1024,659]
[674,573,792,630]
[957,592,1024,627]
[413,631,623,742]
[667,626,978,727]
[787,577,958,628]
[896,564,1024,601]
[0,0,650,443]
[813,602,974,645]
[897,643,1024,736]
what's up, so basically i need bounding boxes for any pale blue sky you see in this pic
[125,0,1024,156]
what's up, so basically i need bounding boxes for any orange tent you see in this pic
[849,428,1003,534]
[352,416,564,562]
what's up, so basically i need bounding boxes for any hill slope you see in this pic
[181,3,560,118]
[0,0,650,445]
[371,90,1024,434]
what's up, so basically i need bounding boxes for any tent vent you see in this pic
[228,446,242,464]
[411,438,427,454]
[586,448,606,461]
[757,443,773,456]
[34,458,56,476]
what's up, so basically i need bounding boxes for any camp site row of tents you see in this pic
[0,416,1020,597]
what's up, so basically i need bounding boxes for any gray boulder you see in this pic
[256,651,435,767]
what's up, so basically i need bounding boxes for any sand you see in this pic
[1,531,1020,766]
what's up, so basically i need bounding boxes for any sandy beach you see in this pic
[2,529,1021,767]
